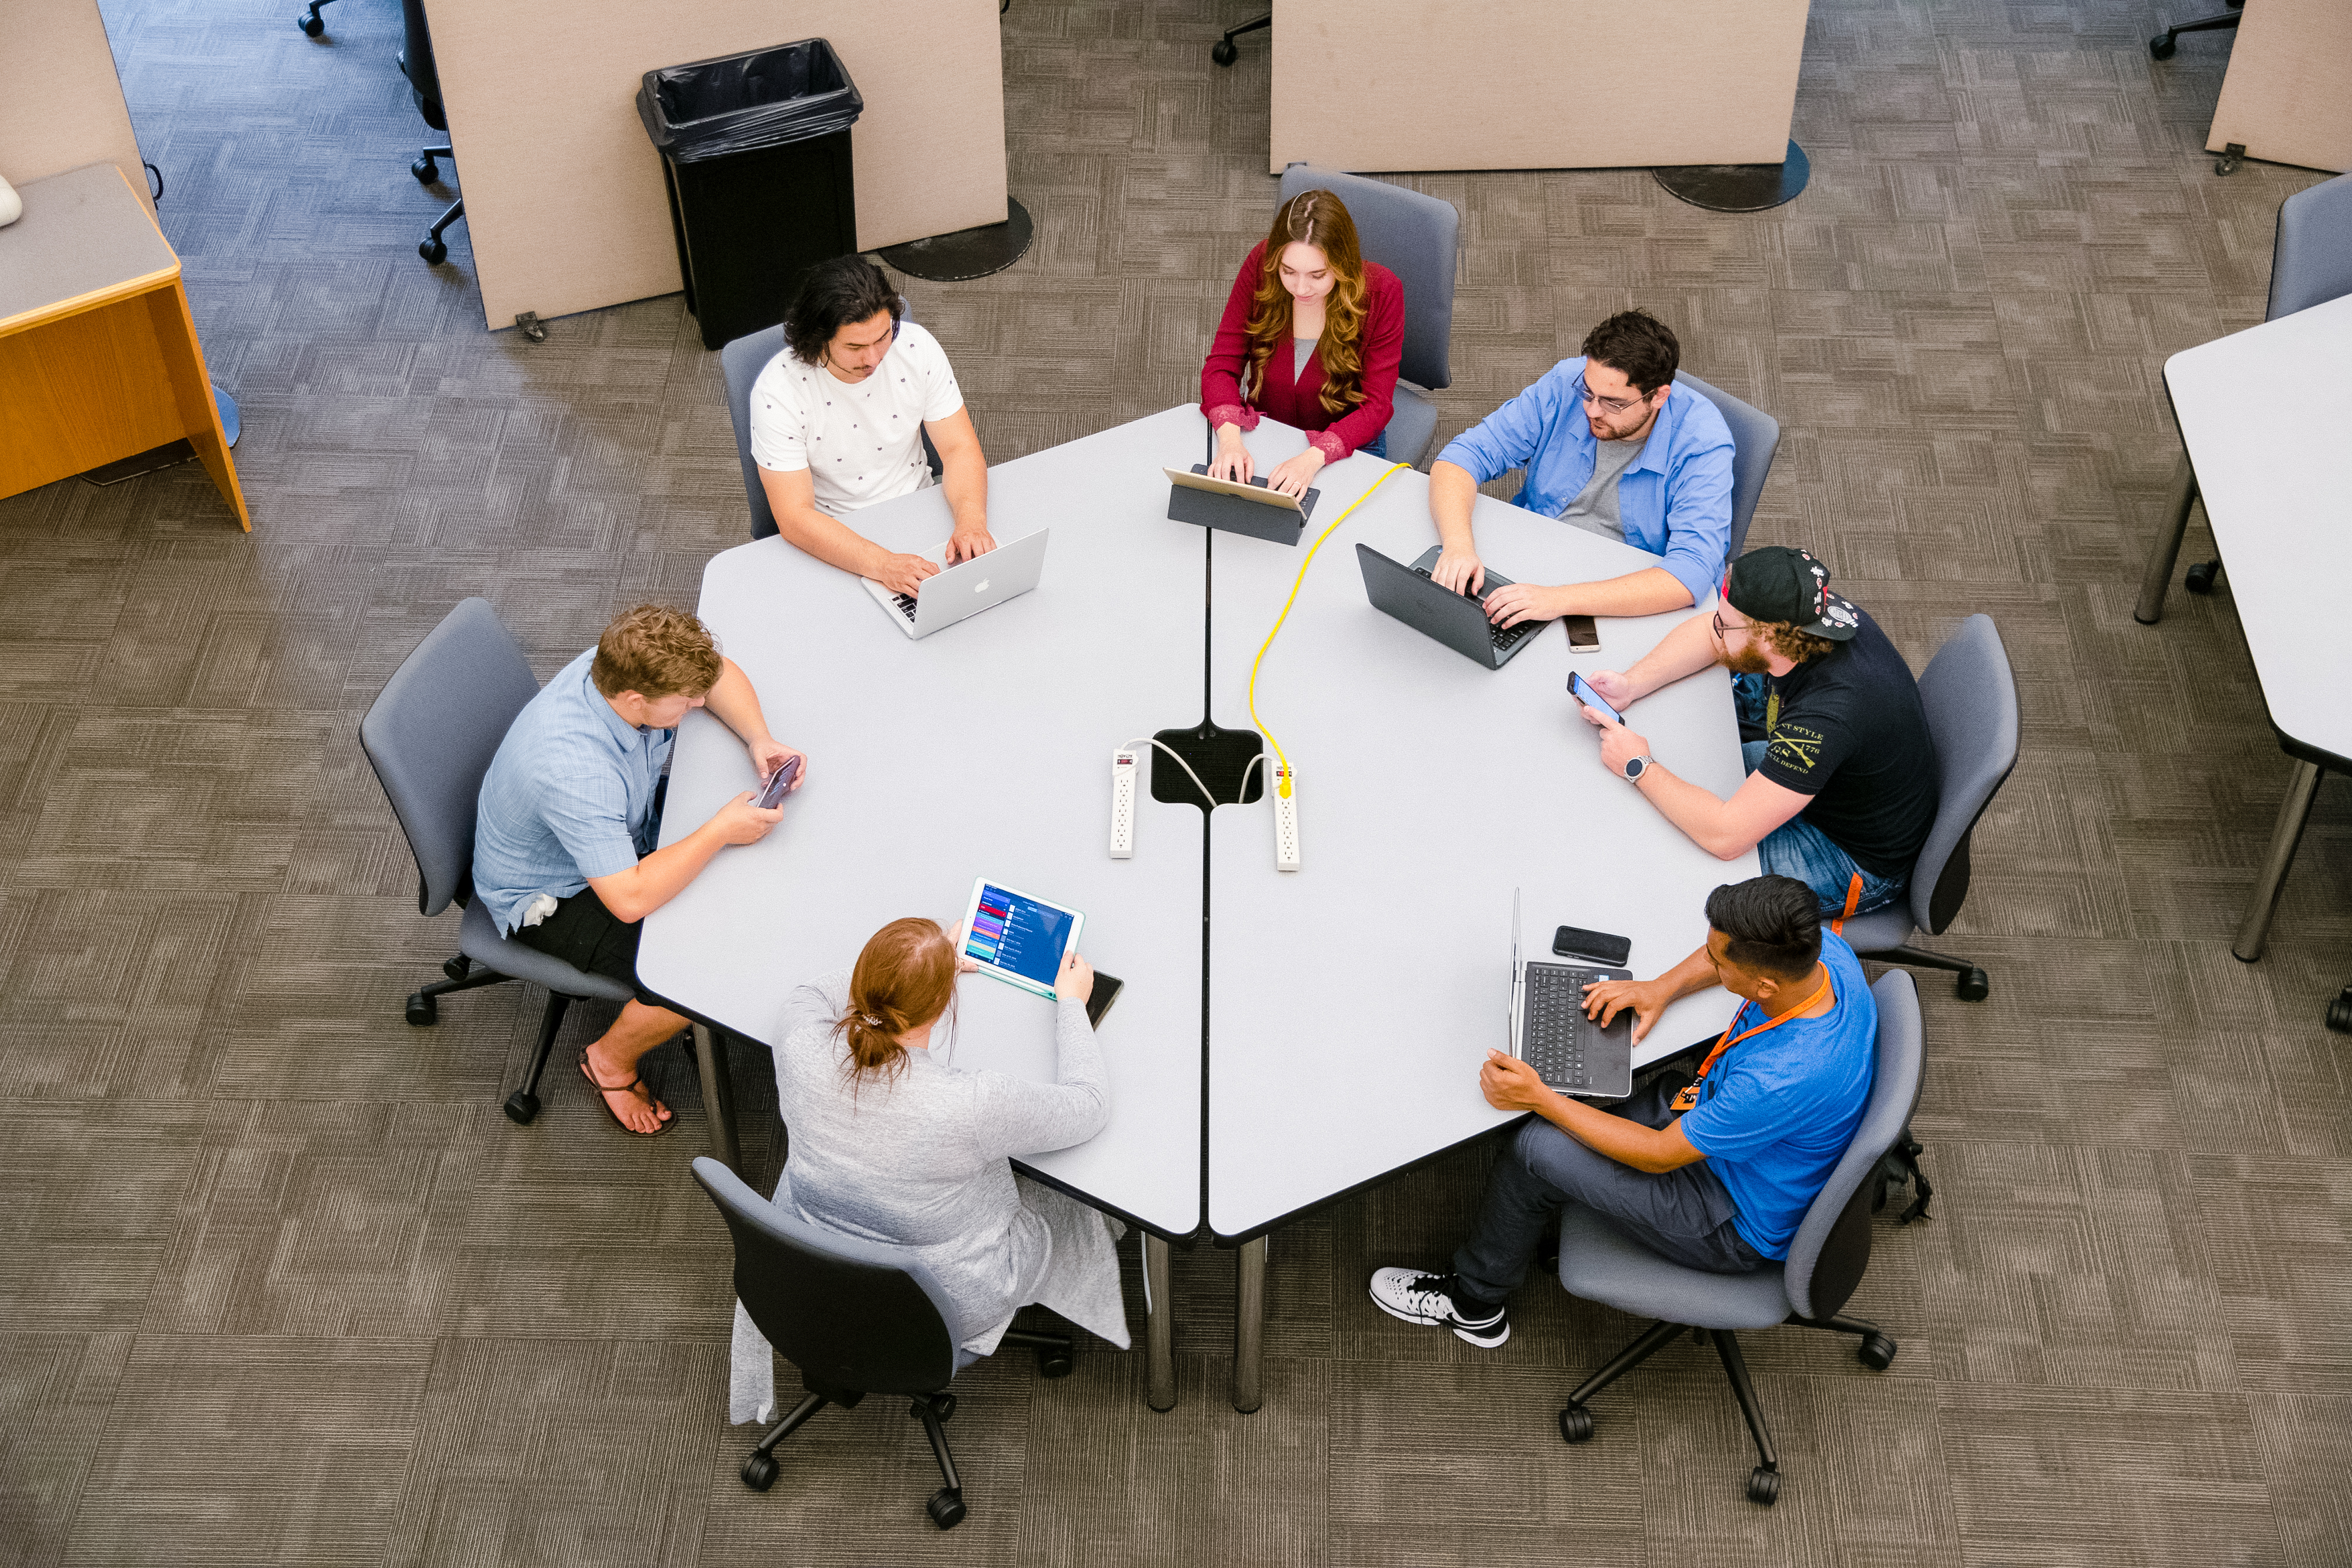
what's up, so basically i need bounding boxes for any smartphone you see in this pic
[1553,925,1633,967]
[1567,670,1623,726]
[753,755,801,810]
[1085,971,1125,1031]
[1565,615,1601,652]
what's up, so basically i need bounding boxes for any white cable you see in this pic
[1238,753,1267,797]
[1118,736,1221,812]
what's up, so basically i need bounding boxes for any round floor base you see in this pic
[1652,142,1810,212]
[876,196,1035,282]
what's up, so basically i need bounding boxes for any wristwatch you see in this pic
[1621,754,1655,783]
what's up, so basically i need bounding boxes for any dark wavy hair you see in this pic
[1703,875,1823,981]
[786,256,903,367]
[1582,309,1681,396]
[1242,190,1370,417]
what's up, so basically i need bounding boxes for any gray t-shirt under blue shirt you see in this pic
[1556,434,1648,541]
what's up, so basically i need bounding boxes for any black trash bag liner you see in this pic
[636,38,863,164]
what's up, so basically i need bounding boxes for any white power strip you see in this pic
[1110,748,1138,858]
[1273,765,1301,871]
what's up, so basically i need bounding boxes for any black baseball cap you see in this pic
[1724,546,1861,641]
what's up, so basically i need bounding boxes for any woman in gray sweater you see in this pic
[761,916,1129,1358]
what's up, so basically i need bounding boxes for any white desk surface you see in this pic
[2166,293,2352,767]
[1200,442,1753,1239]
[638,406,1219,1239]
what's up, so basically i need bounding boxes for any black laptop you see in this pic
[1358,544,1552,668]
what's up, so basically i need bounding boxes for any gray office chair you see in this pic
[1838,613,2019,1006]
[693,1156,1074,1531]
[1275,165,1459,469]
[1673,371,1780,561]
[1555,968,1922,1506]
[399,0,465,266]
[2140,172,2352,618]
[360,599,636,1125]
[720,296,941,541]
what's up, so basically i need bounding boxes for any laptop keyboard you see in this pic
[1413,568,1541,651]
[1524,965,1599,1092]
[892,593,919,621]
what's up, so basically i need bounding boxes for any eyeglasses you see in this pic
[1712,610,1755,643]
[1576,378,1654,417]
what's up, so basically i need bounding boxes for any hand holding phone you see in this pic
[753,755,801,810]
[1568,670,1624,726]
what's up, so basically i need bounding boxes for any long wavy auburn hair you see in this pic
[833,917,959,1092]
[1243,190,1370,417]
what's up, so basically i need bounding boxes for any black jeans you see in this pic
[1452,1074,1764,1303]
[509,885,645,993]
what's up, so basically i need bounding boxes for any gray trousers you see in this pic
[1452,1074,1764,1303]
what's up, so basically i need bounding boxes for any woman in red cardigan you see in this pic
[1201,189,1406,498]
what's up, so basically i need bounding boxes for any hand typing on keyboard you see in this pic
[870,550,941,598]
[1581,974,1669,1042]
[1482,579,1568,629]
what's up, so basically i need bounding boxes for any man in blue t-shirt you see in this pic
[1369,875,1876,1348]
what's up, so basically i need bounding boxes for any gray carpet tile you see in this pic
[2,0,2347,1562]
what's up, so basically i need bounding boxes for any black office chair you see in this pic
[359,600,637,1125]
[1212,12,1269,65]
[297,0,341,37]
[399,0,466,265]
[2149,0,2241,59]
[692,1157,1074,1531]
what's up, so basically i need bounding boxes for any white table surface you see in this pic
[1200,439,1754,1239]
[638,406,1220,1239]
[2166,290,2352,767]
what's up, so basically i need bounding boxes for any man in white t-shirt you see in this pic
[748,256,995,596]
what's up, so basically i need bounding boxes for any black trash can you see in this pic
[636,39,863,351]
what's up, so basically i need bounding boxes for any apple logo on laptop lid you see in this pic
[973,579,990,594]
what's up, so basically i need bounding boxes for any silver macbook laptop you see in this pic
[861,528,1050,640]
[1509,889,1635,1099]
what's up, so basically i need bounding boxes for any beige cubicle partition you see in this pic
[1268,0,1809,174]
[428,0,1008,332]
[1,0,154,217]
[2206,0,2352,175]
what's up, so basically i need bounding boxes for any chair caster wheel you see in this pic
[1858,1333,1897,1370]
[420,237,448,265]
[2327,987,2352,1034]
[932,1393,956,1422]
[1211,38,1238,65]
[1558,1403,1593,1444]
[740,1453,778,1492]
[299,13,325,35]
[411,155,438,184]
[1955,968,1990,1002]
[1038,1350,1074,1379]
[502,1090,540,1125]
[442,955,472,981]
[2148,35,2176,59]
[405,992,437,1026]
[2184,560,2220,593]
[926,1487,967,1529]
[1748,1466,1780,1506]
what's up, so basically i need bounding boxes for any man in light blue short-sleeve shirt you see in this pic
[474,604,806,1136]
[1365,876,1873,1349]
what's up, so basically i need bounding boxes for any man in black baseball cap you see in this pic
[1569,545,1940,917]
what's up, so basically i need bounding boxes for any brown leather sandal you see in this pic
[579,1048,674,1137]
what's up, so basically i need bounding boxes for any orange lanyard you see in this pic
[1669,968,1834,1112]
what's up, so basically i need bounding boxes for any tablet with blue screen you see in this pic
[958,878,1085,1000]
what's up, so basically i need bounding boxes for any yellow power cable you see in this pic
[1246,461,1411,798]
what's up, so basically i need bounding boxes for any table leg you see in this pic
[1145,1234,1176,1412]
[692,1024,743,1173]
[1232,1234,1267,1414]
[2233,760,2325,962]
[2133,454,2197,625]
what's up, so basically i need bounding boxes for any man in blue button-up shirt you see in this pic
[1426,311,1735,626]
[475,605,805,1135]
